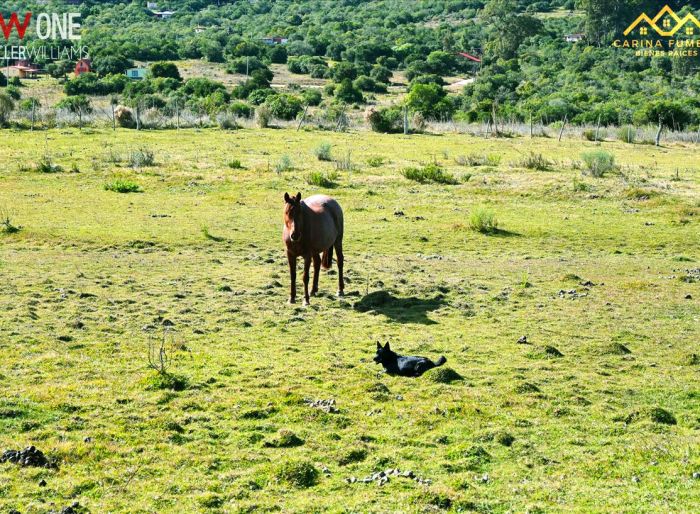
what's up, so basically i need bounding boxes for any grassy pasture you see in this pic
[0,127,698,513]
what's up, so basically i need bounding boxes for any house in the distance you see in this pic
[74,58,91,76]
[11,60,41,79]
[152,10,174,20]
[564,33,585,42]
[126,67,148,80]
[261,36,288,45]
[146,1,158,9]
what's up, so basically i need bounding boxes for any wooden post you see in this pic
[594,114,601,142]
[297,104,308,131]
[403,105,408,135]
[558,114,567,142]
[176,102,180,130]
[491,103,498,137]
[529,112,533,138]
[111,103,116,131]
[655,116,662,147]
[30,100,35,131]
[136,103,141,130]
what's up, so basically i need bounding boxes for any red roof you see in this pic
[457,52,481,63]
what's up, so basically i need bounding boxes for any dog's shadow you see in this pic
[353,290,444,324]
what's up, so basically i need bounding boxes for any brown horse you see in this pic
[283,192,344,305]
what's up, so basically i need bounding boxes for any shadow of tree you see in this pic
[353,290,445,324]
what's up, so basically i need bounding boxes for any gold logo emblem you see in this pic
[623,5,700,37]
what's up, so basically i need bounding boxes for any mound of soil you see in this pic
[1,446,55,468]
[424,367,463,384]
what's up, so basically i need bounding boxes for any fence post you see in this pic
[403,105,408,135]
[297,104,308,131]
[594,114,601,142]
[30,100,35,131]
[136,103,141,130]
[529,112,533,138]
[655,116,662,147]
[558,115,567,142]
[111,103,116,131]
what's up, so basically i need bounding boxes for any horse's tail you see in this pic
[321,245,334,270]
[434,356,447,367]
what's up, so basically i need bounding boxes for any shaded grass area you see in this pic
[0,128,698,513]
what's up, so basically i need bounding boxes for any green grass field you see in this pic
[0,127,698,513]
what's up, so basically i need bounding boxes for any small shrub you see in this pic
[227,159,243,169]
[455,153,501,167]
[143,372,189,391]
[128,148,155,168]
[518,152,550,171]
[306,170,338,188]
[263,429,304,448]
[572,177,592,192]
[275,460,319,488]
[104,179,142,193]
[648,407,676,425]
[201,226,225,242]
[275,155,293,173]
[255,104,272,128]
[618,125,636,143]
[114,105,135,128]
[469,207,498,234]
[35,156,62,173]
[366,156,384,167]
[623,187,658,200]
[334,151,356,172]
[338,447,367,466]
[495,432,515,447]
[314,142,332,161]
[216,112,240,130]
[581,150,616,177]
[0,207,20,234]
[401,163,458,184]
[583,129,596,141]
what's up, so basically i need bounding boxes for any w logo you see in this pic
[0,12,32,40]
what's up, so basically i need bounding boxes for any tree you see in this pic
[482,0,543,59]
[330,62,358,82]
[405,83,454,119]
[334,79,363,104]
[268,45,288,64]
[0,92,14,125]
[56,95,92,128]
[265,94,303,120]
[149,62,181,81]
[92,53,133,76]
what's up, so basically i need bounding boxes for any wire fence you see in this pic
[8,105,700,145]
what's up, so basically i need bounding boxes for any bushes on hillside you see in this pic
[366,106,403,133]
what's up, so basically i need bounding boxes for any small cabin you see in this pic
[564,33,585,43]
[126,68,148,80]
[261,36,288,45]
[152,10,174,20]
[146,2,158,9]
[74,58,91,76]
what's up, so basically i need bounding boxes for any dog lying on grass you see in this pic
[373,341,446,377]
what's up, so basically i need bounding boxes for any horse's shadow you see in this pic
[353,290,445,324]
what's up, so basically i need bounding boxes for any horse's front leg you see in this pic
[302,255,311,306]
[311,253,321,296]
[287,251,297,304]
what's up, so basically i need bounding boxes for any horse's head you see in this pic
[283,192,303,242]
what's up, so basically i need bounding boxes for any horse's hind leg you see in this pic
[302,255,311,306]
[311,253,321,296]
[335,239,344,297]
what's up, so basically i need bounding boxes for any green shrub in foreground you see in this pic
[401,163,458,184]
[275,460,319,488]
[306,170,338,188]
[469,207,498,234]
[104,179,142,193]
[581,150,616,177]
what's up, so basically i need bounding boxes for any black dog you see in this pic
[373,341,446,377]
